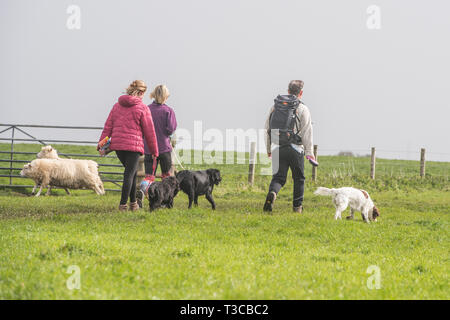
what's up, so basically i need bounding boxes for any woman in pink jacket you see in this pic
[98,80,159,211]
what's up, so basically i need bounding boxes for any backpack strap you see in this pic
[267,106,274,135]
[293,103,303,136]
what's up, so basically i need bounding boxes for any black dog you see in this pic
[147,176,180,211]
[176,169,221,210]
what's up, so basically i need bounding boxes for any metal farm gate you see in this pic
[0,124,123,192]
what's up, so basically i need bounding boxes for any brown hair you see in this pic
[126,80,147,96]
[288,80,304,96]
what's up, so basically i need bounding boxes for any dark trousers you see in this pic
[116,150,141,205]
[268,145,305,207]
[144,151,172,176]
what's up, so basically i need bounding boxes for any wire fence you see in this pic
[0,124,449,193]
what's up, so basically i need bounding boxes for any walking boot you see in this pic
[293,205,303,214]
[129,201,140,211]
[263,191,277,212]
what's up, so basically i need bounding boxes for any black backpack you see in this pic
[269,95,302,146]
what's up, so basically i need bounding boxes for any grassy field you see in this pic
[0,144,449,299]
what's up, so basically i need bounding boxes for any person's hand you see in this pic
[306,155,319,167]
[96,144,101,151]
[99,148,106,157]
[267,152,272,159]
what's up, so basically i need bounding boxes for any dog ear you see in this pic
[213,170,221,184]
[156,188,162,201]
[373,206,380,218]
[147,185,155,199]
[206,169,215,184]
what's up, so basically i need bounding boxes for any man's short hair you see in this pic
[288,80,304,96]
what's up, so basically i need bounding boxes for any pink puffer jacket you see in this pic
[99,95,159,156]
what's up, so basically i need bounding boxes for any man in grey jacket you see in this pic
[263,80,317,213]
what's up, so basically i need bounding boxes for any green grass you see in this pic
[0,143,449,299]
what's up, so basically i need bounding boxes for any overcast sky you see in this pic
[1,0,449,161]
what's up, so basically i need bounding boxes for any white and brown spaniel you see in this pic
[314,187,380,223]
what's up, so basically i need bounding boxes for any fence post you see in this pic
[248,142,257,185]
[312,144,318,181]
[136,155,145,189]
[370,147,376,179]
[420,148,426,177]
[9,127,15,186]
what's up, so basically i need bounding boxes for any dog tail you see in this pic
[314,187,335,197]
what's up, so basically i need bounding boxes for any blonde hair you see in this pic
[126,80,147,96]
[150,85,170,104]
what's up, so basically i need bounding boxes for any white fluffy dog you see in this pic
[22,146,105,196]
[21,159,105,197]
[36,146,70,195]
[314,187,380,223]
[37,145,60,160]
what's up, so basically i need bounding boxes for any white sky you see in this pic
[1,0,449,161]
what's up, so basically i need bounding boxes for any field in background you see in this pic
[1,143,449,191]
[0,144,448,299]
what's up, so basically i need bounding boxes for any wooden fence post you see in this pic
[420,148,426,177]
[312,144,318,181]
[248,142,257,185]
[136,155,145,188]
[370,147,376,179]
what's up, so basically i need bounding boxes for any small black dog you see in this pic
[176,169,221,210]
[147,176,180,211]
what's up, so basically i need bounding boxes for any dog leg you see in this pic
[361,210,370,223]
[346,208,355,220]
[194,194,199,207]
[36,177,49,197]
[154,200,163,210]
[333,196,348,220]
[205,192,216,210]
[153,190,164,210]
[35,185,44,197]
[334,205,346,220]
[334,209,342,220]
[149,198,160,211]
[188,191,194,209]
[93,184,102,195]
